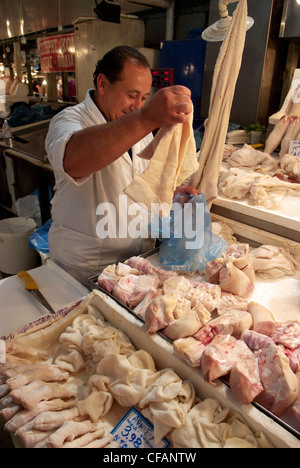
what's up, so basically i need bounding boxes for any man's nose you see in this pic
[129,97,143,111]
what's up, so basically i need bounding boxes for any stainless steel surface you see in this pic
[280,0,300,38]
[11,121,50,162]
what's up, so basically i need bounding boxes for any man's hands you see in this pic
[174,185,200,203]
[140,85,193,129]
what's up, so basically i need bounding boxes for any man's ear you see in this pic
[96,73,109,95]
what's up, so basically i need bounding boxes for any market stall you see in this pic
[0,215,300,448]
[0,0,299,452]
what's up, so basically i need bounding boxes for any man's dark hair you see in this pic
[93,45,150,88]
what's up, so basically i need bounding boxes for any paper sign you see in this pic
[289,140,300,157]
[111,407,170,448]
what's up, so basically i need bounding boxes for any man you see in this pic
[46,46,197,286]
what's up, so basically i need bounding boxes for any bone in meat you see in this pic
[194,310,252,345]
[133,287,162,319]
[205,257,225,284]
[125,256,178,282]
[219,262,254,296]
[46,420,98,448]
[112,274,139,304]
[224,243,250,270]
[256,341,298,416]
[97,264,120,293]
[127,275,159,308]
[259,321,300,350]
[215,292,248,314]
[185,282,221,313]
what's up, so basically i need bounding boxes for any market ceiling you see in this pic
[0,0,178,42]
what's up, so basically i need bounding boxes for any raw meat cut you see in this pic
[256,341,298,416]
[97,264,120,293]
[201,334,255,384]
[223,243,250,269]
[205,257,225,284]
[173,337,207,367]
[194,310,252,344]
[112,273,158,308]
[247,302,275,330]
[256,320,300,350]
[219,262,254,296]
[145,294,190,334]
[162,310,202,341]
[133,287,161,318]
[229,357,263,405]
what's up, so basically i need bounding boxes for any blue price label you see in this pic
[111,407,170,448]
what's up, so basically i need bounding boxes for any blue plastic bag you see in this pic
[150,193,227,272]
[29,219,53,253]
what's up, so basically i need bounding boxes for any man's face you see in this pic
[96,61,153,121]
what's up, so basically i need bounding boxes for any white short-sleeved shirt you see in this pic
[45,90,155,285]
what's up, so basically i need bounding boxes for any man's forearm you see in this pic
[64,109,154,178]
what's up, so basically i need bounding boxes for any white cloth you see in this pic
[45,90,155,285]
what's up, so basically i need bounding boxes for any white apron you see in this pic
[45,90,155,285]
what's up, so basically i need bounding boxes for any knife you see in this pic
[18,271,56,314]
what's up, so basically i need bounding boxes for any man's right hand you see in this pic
[140,85,193,129]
